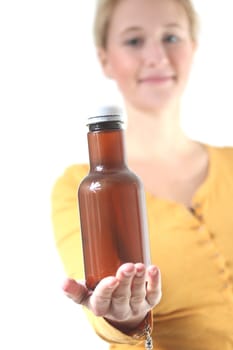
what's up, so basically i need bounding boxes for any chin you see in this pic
[133,95,179,113]
[146,85,185,107]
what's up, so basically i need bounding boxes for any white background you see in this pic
[0,1,233,349]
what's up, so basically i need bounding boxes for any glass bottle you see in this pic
[78,106,151,290]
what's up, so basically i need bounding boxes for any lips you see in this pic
[139,75,175,84]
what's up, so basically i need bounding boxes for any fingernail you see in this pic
[123,270,133,277]
[136,270,145,277]
[149,266,158,276]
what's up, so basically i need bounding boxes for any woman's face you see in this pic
[99,0,196,113]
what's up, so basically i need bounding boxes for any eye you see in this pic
[163,34,179,43]
[124,37,144,47]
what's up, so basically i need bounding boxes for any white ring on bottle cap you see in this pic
[87,105,124,125]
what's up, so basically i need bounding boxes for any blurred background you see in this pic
[0,1,232,349]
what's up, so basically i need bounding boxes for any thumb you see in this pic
[62,278,90,304]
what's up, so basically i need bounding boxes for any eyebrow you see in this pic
[120,22,184,35]
[165,23,184,29]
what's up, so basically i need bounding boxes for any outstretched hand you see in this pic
[63,263,162,331]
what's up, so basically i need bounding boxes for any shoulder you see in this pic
[209,145,233,166]
[56,163,89,183]
[208,146,233,187]
[211,145,233,157]
[51,163,89,200]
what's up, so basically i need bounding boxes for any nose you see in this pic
[142,41,169,67]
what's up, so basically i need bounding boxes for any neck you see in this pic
[125,104,197,162]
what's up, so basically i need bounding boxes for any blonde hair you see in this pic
[93,0,199,48]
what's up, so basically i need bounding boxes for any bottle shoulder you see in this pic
[82,167,141,181]
[78,167,144,191]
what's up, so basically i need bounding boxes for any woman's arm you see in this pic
[51,164,162,344]
[63,262,161,332]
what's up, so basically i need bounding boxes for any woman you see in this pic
[51,0,233,349]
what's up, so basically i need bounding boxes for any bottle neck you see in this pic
[87,129,127,171]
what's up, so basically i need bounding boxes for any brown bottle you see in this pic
[78,106,151,290]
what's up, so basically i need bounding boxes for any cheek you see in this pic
[175,47,194,75]
[108,50,136,80]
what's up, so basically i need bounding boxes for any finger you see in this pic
[146,266,162,307]
[107,263,136,319]
[87,276,119,316]
[113,263,136,301]
[130,263,147,311]
[62,278,90,304]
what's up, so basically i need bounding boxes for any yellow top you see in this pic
[51,146,233,350]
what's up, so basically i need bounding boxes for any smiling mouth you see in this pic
[139,75,175,84]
